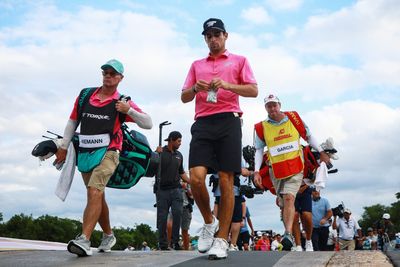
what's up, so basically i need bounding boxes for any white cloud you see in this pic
[241,6,273,25]
[265,0,303,11]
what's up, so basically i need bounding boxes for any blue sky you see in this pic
[0,0,399,240]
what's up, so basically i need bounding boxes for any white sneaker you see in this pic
[229,244,239,251]
[197,216,219,253]
[208,238,228,260]
[305,240,314,251]
[67,234,92,256]
[294,245,303,251]
[98,233,116,252]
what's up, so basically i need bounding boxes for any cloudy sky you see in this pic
[1,0,399,237]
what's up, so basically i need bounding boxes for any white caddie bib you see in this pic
[269,140,299,157]
[79,134,110,148]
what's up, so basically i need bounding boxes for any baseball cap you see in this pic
[202,18,226,35]
[264,94,280,105]
[382,213,390,220]
[164,131,182,141]
[367,227,373,231]
[101,59,124,75]
[256,231,262,237]
[344,208,351,214]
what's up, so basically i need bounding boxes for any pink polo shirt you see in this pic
[182,50,257,119]
[69,87,144,150]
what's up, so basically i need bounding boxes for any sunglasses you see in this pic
[102,71,120,77]
[205,31,223,39]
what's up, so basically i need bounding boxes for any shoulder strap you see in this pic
[77,87,97,125]
[254,122,264,142]
[284,111,308,141]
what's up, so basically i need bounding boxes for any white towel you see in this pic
[314,162,328,191]
[55,143,76,201]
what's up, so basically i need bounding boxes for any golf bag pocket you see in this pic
[77,147,107,173]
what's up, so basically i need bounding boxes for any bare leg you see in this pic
[182,229,190,250]
[282,193,295,233]
[97,193,112,235]
[216,171,234,239]
[190,167,213,224]
[292,212,301,246]
[230,222,241,246]
[300,211,313,240]
[82,187,104,239]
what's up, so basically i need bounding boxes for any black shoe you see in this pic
[173,243,182,250]
[281,233,294,251]
[159,246,170,251]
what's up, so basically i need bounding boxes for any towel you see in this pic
[55,142,76,201]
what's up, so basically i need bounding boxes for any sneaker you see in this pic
[198,216,219,253]
[98,233,116,252]
[281,233,294,251]
[294,245,302,251]
[67,234,92,256]
[305,240,314,252]
[172,243,182,251]
[208,238,228,260]
[229,244,239,251]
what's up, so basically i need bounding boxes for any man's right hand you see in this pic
[55,148,67,164]
[253,172,265,190]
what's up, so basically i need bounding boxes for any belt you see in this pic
[340,238,353,241]
[198,112,240,120]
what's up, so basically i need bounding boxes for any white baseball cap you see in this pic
[264,94,280,105]
[382,213,390,220]
[344,208,351,214]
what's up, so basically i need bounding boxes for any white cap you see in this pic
[344,208,351,214]
[264,94,280,105]
[256,231,262,237]
[382,213,390,220]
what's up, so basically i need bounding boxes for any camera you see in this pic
[240,145,264,198]
[332,202,345,218]
[239,183,264,199]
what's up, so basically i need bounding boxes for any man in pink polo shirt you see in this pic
[181,18,258,260]
[55,59,152,256]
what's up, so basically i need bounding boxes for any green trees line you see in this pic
[0,192,398,249]
[0,214,157,250]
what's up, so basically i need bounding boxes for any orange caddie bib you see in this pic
[262,119,304,179]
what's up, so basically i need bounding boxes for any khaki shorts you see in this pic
[270,168,303,197]
[81,150,119,191]
[339,239,355,251]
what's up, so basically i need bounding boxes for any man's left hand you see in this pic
[116,100,130,113]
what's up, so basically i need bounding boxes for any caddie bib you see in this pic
[262,119,304,179]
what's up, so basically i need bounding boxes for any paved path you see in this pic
[0,237,398,266]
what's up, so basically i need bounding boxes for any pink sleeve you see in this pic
[182,63,196,90]
[69,96,79,120]
[240,57,257,85]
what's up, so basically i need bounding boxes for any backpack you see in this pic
[76,87,154,189]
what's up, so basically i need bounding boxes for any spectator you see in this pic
[311,189,333,251]
[255,232,271,251]
[333,208,362,250]
[124,245,135,251]
[326,224,338,251]
[237,204,255,251]
[363,227,377,250]
[271,234,283,251]
[155,131,190,250]
[292,184,314,251]
[141,241,151,251]
[181,181,194,250]
[181,17,258,260]
[376,213,395,251]
[212,173,243,251]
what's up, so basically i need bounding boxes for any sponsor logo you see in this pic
[279,129,285,135]
[82,113,111,120]
[274,133,292,141]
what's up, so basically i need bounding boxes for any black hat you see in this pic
[164,131,182,141]
[202,18,226,35]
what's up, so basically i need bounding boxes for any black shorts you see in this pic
[189,112,242,174]
[294,186,312,213]
[215,195,243,223]
[239,230,251,244]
